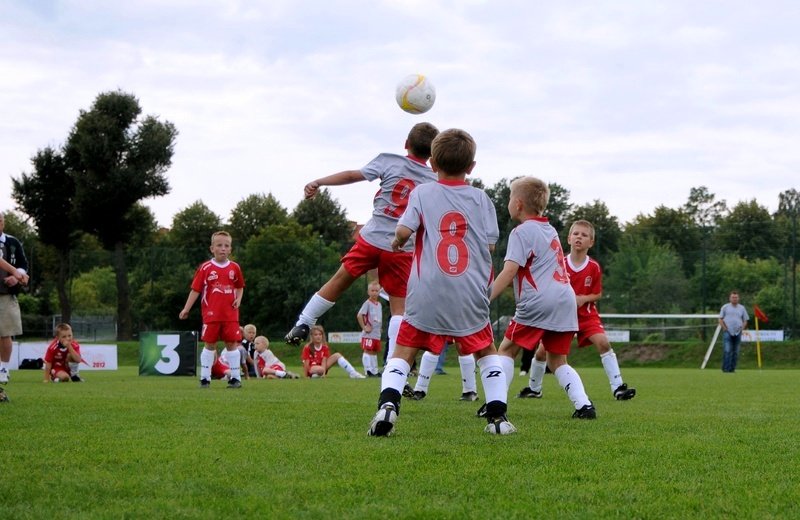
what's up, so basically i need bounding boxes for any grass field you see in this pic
[2,357,799,519]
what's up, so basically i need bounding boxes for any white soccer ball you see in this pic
[395,74,436,114]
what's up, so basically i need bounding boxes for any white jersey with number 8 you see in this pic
[398,180,499,335]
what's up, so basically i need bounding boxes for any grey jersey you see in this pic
[357,153,437,252]
[358,299,383,340]
[720,303,748,335]
[399,180,499,335]
[505,218,577,331]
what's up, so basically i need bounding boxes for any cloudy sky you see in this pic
[2,0,799,230]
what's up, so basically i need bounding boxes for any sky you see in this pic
[2,0,800,230]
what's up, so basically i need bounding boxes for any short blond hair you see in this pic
[243,324,257,334]
[254,335,269,347]
[210,230,232,244]
[55,323,72,334]
[431,128,476,175]
[511,176,549,215]
[569,220,595,240]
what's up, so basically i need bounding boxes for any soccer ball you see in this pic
[395,74,436,114]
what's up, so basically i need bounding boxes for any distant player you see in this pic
[253,336,299,379]
[284,123,440,363]
[357,281,383,377]
[43,323,82,383]
[368,128,514,436]
[519,220,636,401]
[179,231,245,389]
[301,325,365,379]
[489,177,596,419]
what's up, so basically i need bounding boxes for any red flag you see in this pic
[754,304,768,323]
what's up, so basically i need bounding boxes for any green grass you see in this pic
[2,363,799,519]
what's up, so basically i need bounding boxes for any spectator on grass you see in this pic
[253,336,299,379]
[719,291,749,373]
[43,323,82,383]
[237,325,256,379]
[301,325,365,379]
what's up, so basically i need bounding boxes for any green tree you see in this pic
[228,193,289,245]
[292,189,353,247]
[715,200,780,260]
[683,186,727,227]
[167,201,223,264]
[64,90,178,340]
[545,183,572,237]
[626,206,702,276]
[775,188,799,333]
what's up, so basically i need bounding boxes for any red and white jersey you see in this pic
[301,344,330,366]
[190,259,245,323]
[357,153,437,252]
[505,217,577,332]
[358,299,383,340]
[399,180,499,335]
[254,349,285,373]
[566,255,603,322]
[43,339,81,369]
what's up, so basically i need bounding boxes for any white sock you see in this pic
[275,370,287,378]
[528,358,547,392]
[200,348,215,380]
[477,354,507,404]
[387,315,402,359]
[458,355,476,393]
[414,351,438,393]
[224,349,242,380]
[370,354,380,374]
[337,356,357,376]
[499,354,515,391]
[381,358,410,393]
[600,350,623,392]
[297,293,335,327]
[554,364,591,409]
[69,362,80,376]
[0,361,8,370]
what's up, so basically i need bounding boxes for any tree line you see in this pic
[8,91,800,340]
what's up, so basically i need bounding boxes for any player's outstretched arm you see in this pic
[304,170,365,199]
[179,290,200,319]
[489,260,521,302]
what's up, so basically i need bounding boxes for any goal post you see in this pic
[599,314,721,369]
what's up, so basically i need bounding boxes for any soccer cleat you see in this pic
[476,402,487,418]
[434,369,447,375]
[613,383,636,401]
[368,403,397,437]
[284,324,310,346]
[0,367,8,384]
[227,378,242,389]
[519,370,527,377]
[366,371,381,378]
[411,390,426,401]
[350,372,367,379]
[199,379,211,388]
[402,384,415,398]
[285,371,300,379]
[70,374,84,383]
[517,387,543,399]
[0,388,8,403]
[484,415,517,435]
[459,391,478,401]
[572,403,597,420]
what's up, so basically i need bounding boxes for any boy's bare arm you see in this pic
[304,170,365,199]
[392,225,414,251]
[233,287,244,309]
[179,290,200,319]
[489,260,521,302]
[576,292,602,307]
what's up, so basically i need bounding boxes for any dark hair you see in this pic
[431,128,476,175]
[406,122,439,159]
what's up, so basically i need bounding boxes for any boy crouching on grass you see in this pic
[43,323,82,383]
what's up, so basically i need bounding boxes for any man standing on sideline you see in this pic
[0,211,30,395]
[719,291,749,373]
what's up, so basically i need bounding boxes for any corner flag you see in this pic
[754,305,768,323]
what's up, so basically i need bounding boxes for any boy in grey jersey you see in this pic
[368,128,515,436]
[489,177,596,419]
[285,123,439,360]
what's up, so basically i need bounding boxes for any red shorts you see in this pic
[397,322,493,355]
[577,315,606,347]
[201,321,242,344]
[50,365,71,379]
[361,338,382,353]
[211,358,229,379]
[341,237,413,298]
[504,320,575,356]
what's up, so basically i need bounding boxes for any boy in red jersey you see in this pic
[179,231,246,389]
[368,128,514,437]
[301,325,365,378]
[490,178,596,419]
[43,323,82,383]
[284,123,439,364]
[518,220,636,401]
